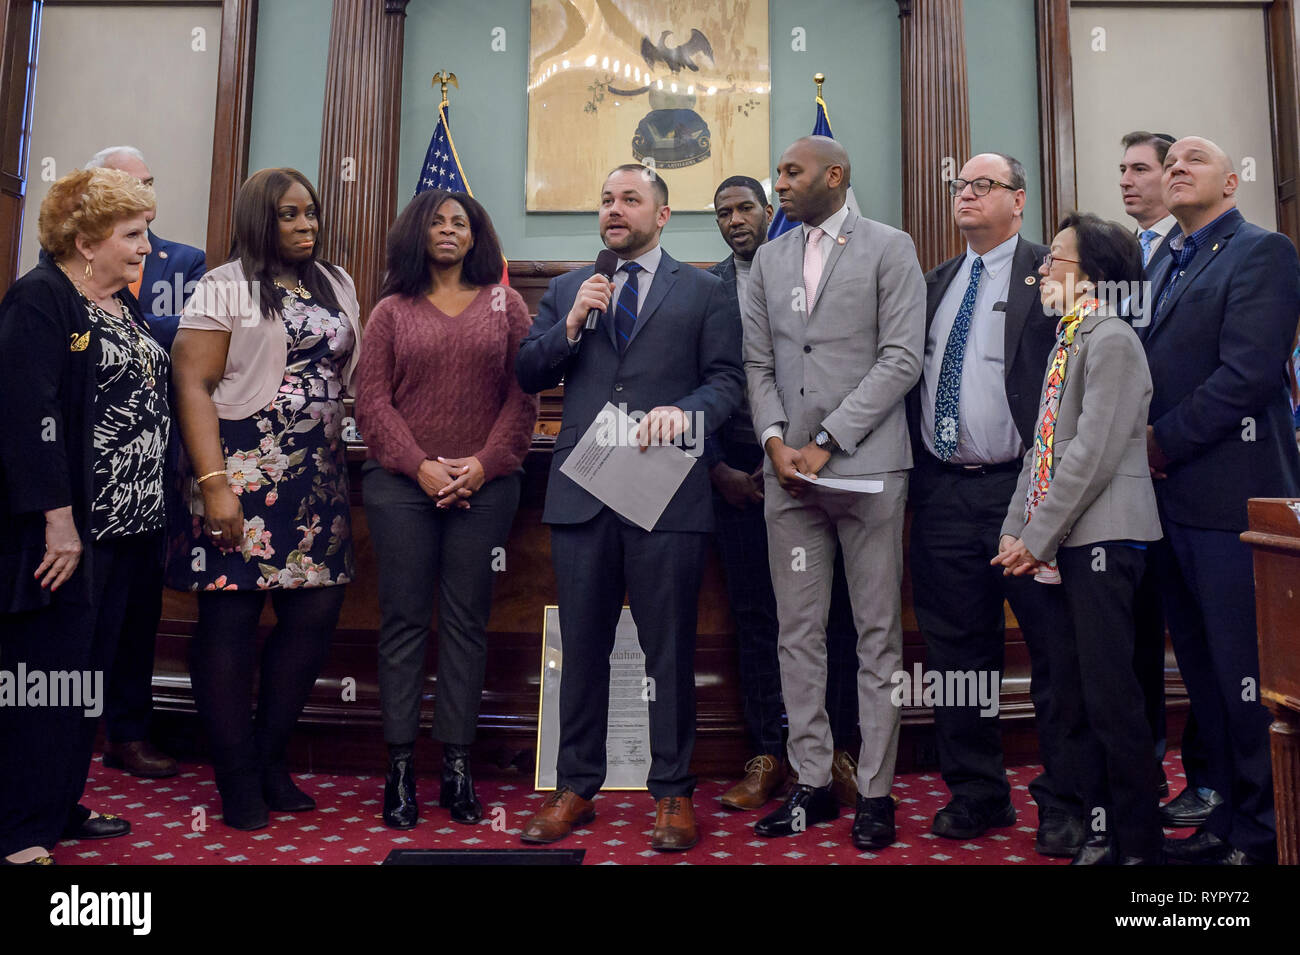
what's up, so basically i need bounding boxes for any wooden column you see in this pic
[1267,0,1300,250]
[205,0,258,267]
[1035,0,1074,239]
[317,0,409,319]
[898,0,969,271]
[0,0,40,298]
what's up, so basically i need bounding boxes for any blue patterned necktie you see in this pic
[932,257,984,461]
[614,262,642,353]
[1139,229,1158,266]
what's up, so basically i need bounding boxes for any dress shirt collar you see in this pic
[1145,213,1176,240]
[801,200,850,243]
[616,244,662,279]
[963,232,1019,282]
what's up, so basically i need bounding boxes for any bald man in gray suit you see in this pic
[741,136,925,849]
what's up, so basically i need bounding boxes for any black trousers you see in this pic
[711,438,860,756]
[551,507,705,800]
[103,553,164,743]
[1153,516,1274,859]
[1056,543,1163,859]
[190,585,345,781]
[0,532,161,855]
[909,453,1081,817]
[364,463,522,746]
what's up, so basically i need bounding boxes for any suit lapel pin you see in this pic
[158,250,168,259]
[836,235,846,245]
[1024,276,1036,285]
[1211,243,1219,252]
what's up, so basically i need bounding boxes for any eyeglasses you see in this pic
[947,177,1019,198]
[1041,253,1079,269]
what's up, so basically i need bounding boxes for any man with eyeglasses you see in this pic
[906,153,1086,855]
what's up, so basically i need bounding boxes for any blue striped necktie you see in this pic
[614,262,642,353]
[932,257,984,460]
[1139,229,1158,266]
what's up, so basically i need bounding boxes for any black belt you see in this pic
[928,455,1021,476]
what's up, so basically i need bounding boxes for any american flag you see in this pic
[416,99,508,284]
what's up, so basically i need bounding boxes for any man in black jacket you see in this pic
[907,152,1085,855]
[1141,137,1300,865]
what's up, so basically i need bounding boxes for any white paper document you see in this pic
[559,402,696,530]
[796,471,884,493]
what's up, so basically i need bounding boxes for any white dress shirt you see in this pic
[920,233,1024,464]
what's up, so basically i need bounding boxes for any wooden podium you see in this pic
[1243,498,1300,865]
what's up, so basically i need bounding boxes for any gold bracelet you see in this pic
[195,469,228,486]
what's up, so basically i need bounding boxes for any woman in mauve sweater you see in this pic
[355,190,538,829]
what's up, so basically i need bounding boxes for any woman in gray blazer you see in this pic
[993,212,1163,865]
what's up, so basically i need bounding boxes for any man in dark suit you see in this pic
[1119,129,1224,827]
[706,176,863,812]
[907,152,1085,855]
[87,146,205,349]
[515,164,744,851]
[1141,136,1300,865]
[81,146,205,779]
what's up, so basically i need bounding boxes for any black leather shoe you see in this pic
[216,771,270,831]
[932,796,1016,840]
[1159,786,1224,828]
[262,768,316,812]
[61,813,130,841]
[851,795,895,850]
[1220,847,1274,866]
[1035,807,1086,857]
[1164,827,1230,864]
[440,744,482,825]
[755,784,839,837]
[383,751,419,830]
[1070,834,1116,865]
[1121,850,1164,865]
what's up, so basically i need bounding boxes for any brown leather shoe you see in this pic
[831,750,859,808]
[520,787,596,844]
[720,754,787,811]
[103,740,179,778]
[651,795,698,851]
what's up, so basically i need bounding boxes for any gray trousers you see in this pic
[363,461,522,746]
[763,470,908,797]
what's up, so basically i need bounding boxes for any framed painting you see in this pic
[526,0,770,211]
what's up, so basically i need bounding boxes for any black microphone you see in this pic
[585,249,621,331]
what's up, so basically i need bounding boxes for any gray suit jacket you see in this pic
[741,211,926,476]
[1000,308,1162,561]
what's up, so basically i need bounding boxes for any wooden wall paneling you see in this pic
[204,0,257,266]
[1035,0,1074,238]
[898,0,970,272]
[316,0,409,319]
[1267,0,1300,249]
[0,0,39,298]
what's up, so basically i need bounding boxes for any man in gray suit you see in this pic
[741,136,925,849]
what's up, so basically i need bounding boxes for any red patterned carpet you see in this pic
[54,752,1191,865]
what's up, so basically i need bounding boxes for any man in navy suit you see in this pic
[81,146,204,780]
[515,164,744,851]
[1141,136,1300,865]
[87,146,205,349]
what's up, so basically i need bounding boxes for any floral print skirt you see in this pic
[167,297,355,591]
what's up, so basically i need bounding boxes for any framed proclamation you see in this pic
[535,606,652,791]
[526,0,771,211]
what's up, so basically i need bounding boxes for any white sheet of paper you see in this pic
[559,402,696,530]
[796,471,884,493]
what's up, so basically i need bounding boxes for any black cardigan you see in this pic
[0,257,149,613]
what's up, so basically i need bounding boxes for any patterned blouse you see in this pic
[86,297,170,539]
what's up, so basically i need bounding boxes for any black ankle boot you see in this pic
[213,747,269,831]
[440,743,482,824]
[262,764,316,812]
[383,746,418,830]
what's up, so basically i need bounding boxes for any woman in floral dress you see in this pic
[169,168,363,830]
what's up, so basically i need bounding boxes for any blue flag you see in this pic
[416,100,471,196]
[767,96,859,239]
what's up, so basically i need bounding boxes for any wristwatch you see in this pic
[814,428,839,452]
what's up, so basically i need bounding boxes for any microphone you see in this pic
[585,249,621,331]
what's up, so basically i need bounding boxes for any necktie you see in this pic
[802,227,825,314]
[1138,229,1158,266]
[614,261,642,353]
[932,257,984,461]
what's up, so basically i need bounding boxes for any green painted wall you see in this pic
[965,0,1044,244]
[244,1,1046,257]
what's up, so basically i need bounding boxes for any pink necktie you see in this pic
[803,227,825,314]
